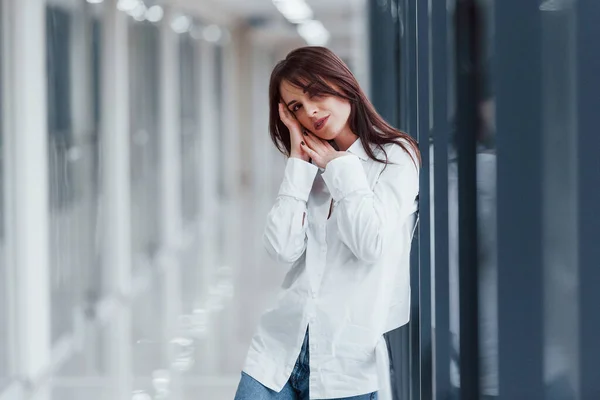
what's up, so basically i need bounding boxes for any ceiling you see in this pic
[171,0,366,48]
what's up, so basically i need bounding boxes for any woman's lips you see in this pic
[314,115,330,131]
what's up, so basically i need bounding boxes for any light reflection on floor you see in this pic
[47,188,288,400]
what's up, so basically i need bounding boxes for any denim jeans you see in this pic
[234,328,378,400]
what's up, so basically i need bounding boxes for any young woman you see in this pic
[234,46,421,400]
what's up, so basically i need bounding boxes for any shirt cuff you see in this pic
[322,154,370,201]
[278,157,319,202]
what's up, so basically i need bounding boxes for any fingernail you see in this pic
[301,141,305,146]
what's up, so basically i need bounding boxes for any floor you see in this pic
[43,187,288,400]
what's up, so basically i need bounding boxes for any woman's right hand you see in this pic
[279,102,310,162]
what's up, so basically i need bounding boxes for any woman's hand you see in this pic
[278,103,309,162]
[301,131,348,169]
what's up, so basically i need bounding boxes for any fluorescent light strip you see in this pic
[273,0,313,23]
[272,0,330,45]
[297,19,330,46]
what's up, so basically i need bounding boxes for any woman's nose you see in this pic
[305,102,319,116]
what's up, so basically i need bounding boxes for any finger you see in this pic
[322,140,336,151]
[303,132,326,152]
[304,131,322,150]
[301,141,320,163]
[302,134,323,157]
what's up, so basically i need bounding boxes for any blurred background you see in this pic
[0,0,598,399]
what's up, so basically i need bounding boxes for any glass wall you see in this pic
[179,32,202,312]
[540,2,579,397]
[474,1,498,398]
[0,0,7,389]
[129,18,160,268]
[214,44,226,267]
[46,0,104,344]
[179,33,199,225]
[369,0,600,398]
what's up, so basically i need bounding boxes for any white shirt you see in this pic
[243,138,419,399]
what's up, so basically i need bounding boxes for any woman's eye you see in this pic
[292,104,302,112]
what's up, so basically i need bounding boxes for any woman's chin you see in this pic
[315,130,336,141]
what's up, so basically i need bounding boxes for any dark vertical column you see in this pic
[577,1,600,398]
[405,0,420,398]
[431,0,451,397]
[369,2,409,400]
[369,0,400,127]
[416,0,431,398]
[495,0,544,398]
[455,0,479,398]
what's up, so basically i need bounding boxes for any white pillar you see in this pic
[218,34,244,371]
[157,13,184,378]
[105,307,133,399]
[197,39,219,373]
[101,0,132,298]
[159,7,182,249]
[100,2,133,393]
[198,40,218,295]
[2,0,51,383]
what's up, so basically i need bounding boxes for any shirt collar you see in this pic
[346,137,370,161]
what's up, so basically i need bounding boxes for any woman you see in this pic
[234,46,420,400]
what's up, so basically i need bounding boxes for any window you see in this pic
[128,19,161,265]
[46,1,103,343]
[179,33,199,223]
[0,0,8,389]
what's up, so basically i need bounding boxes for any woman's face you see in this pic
[279,79,352,141]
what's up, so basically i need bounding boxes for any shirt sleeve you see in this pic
[321,145,419,263]
[263,157,319,264]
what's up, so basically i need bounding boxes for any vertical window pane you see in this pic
[540,1,579,397]
[475,0,498,397]
[179,32,202,312]
[47,4,75,344]
[46,1,103,344]
[179,34,199,224]
[447,0,460,397]
[214,44,226,265]
[129,20,160,267]
[0,0,7,388]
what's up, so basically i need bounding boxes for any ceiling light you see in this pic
[171,15,192,33]
[130,4,147,21]
[273,0,313,23]
[146,6,163,23]
[297,20,330,46]
[117,0,139,12]
[203,24,222,43]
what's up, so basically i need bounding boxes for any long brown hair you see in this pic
[268,46,421,167]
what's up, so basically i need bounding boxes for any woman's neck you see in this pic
[333,127,358,151]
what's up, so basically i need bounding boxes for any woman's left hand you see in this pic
[301,131,348,169]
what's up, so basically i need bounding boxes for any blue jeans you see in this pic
[234,328,377,400]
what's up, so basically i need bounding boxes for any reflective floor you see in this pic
[43,189,287,400]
